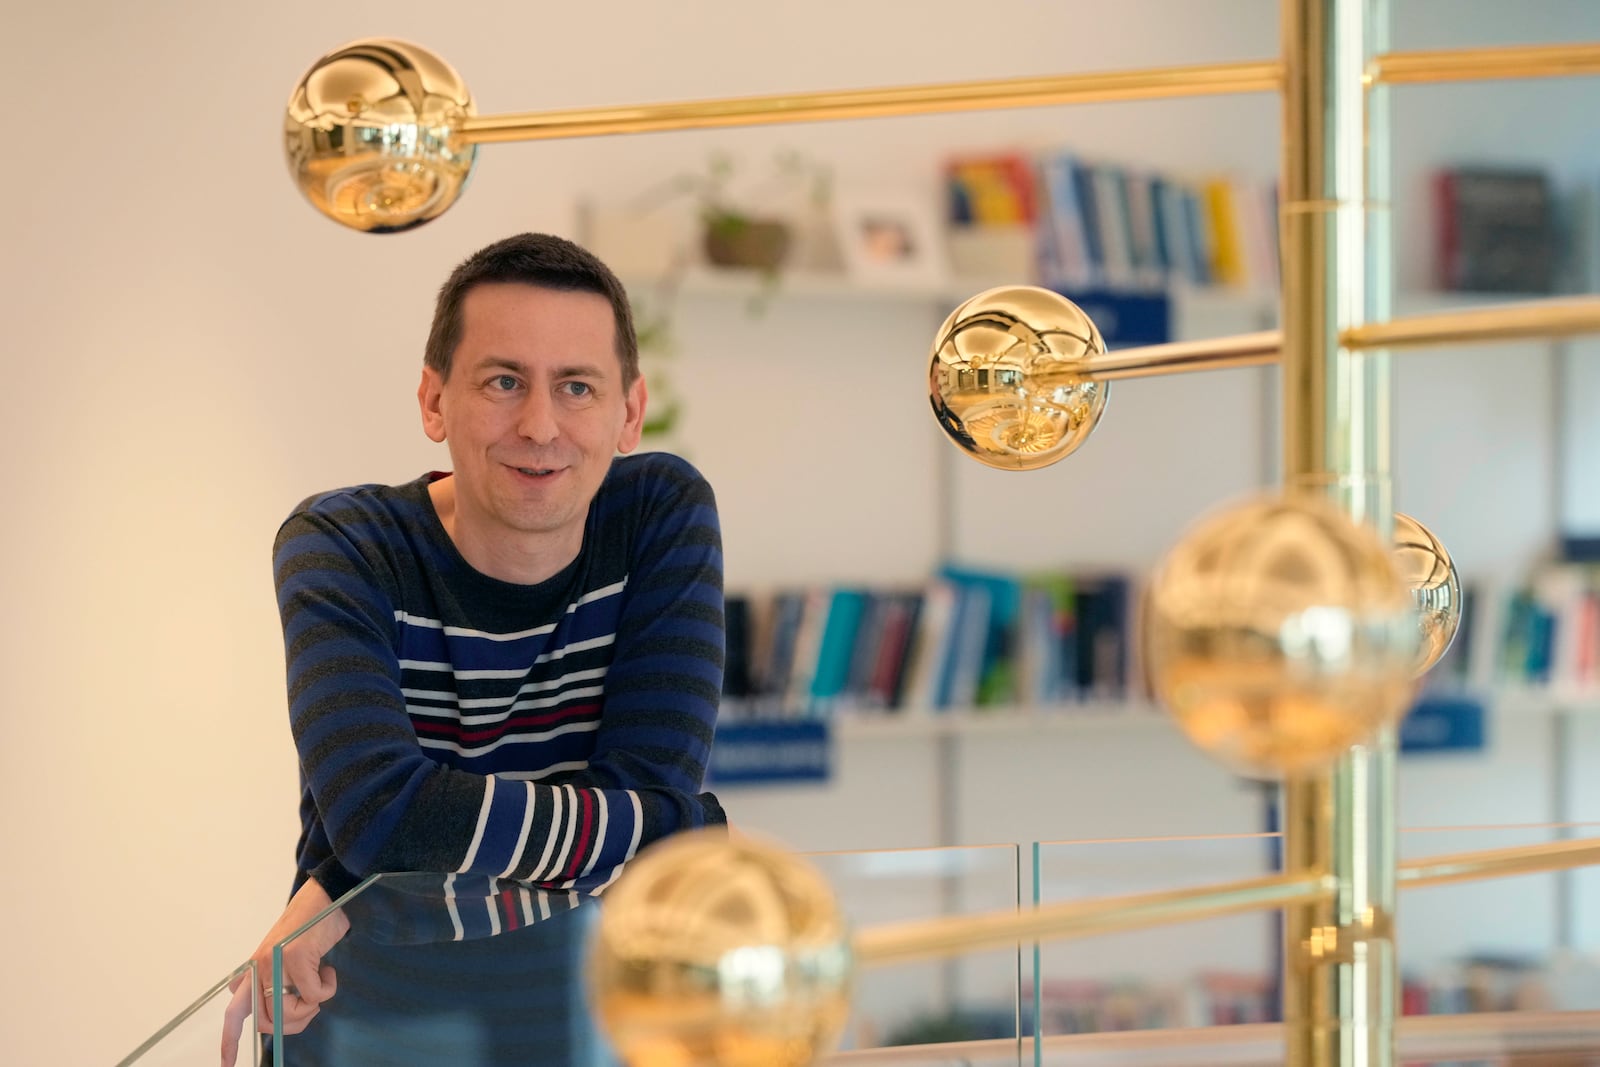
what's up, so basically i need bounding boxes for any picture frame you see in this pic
[832,190,951,288]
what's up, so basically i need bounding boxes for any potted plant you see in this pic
[623,150,833,449]
[643,150,832,278]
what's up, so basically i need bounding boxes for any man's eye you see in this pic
[493,375,520,391]
[562,381,593,397]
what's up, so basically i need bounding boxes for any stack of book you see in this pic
[723,565,1138,719]
[944,149,1281,294]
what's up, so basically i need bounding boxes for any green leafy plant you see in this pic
[637,150,831,277]
[628,150,832,442]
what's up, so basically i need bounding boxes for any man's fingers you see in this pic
[286,953,332,1005]
[279,1003,321,1036]
[219,982,251,1067]
[252,991,321,1034]
[315,963,338,1004]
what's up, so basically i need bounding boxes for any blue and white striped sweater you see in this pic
[274,451,726,901]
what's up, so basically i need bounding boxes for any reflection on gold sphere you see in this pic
[1143,495,1421,779]
[928,286,1108,471]
[589,829,853,1067]
[284,39,477,233]
[1393,512,1462,678]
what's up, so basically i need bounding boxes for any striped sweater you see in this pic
[273,451,726,900]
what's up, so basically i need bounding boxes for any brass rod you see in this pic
[1098,294,1600,378]
[1343,296,1600,350]
[852,872,1331,969]
[1278,1,1395,1065]
[1374,43,1600,85]
[458,62,1282,144]
[1042,293,1600,385]
[1087,330,1282,381]
[1399,836,1600,889]
[453,41,1600,146]
[847,835,1600,975]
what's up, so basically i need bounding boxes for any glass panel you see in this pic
[1398,821,1600,1018]
[807,843,1024,1064]
[1029,821,1600,1061]
[272,873,616,1066]
[121,823,1600,1066]
[1016,1012,1600,1067]
[1031,832,1284,1049]
[115,963,257,1067]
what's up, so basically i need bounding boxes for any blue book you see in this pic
[939,563,1025,708]
[1072,161,1106,287]
[810,588,869,710]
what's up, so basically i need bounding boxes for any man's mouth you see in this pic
[515,466,558,477]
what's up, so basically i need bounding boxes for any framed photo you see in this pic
[833,190,951,287]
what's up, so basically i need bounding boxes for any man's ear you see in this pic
[419,367,447,443]
[616,375,648,454]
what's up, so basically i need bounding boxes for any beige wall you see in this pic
[3,2,1599,1062]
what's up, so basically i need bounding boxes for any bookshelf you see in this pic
[638,261,1600,952]
[626,263,1280,322]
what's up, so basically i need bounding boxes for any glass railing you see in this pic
[807,843,1024,1062]
[117,824,1600,1065]
[1031,832,1284,1044]
[1397,821,1600,1018]
[1026,821,1600,1064]
[268,872,613,1066]
[115,963,256,1066]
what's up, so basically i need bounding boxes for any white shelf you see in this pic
[819,688,1600,743]
[1484,685,1600,717]
[833,701,1169,740]
[633,264,1279,317]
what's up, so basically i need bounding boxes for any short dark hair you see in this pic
[424,233,639,385]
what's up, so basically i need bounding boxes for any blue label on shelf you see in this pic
[1054,288,1172,346]
[1399,695,1487,754]
[707,720,831,785]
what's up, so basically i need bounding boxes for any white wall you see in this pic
[4,2,1600,1063]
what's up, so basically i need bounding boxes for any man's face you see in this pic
[418,283,645,560]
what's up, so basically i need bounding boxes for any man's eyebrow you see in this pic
[465,357,607,378]
[553,362,609,378]
[469,356,528,374]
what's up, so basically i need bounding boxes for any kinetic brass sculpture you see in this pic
[279,12,1600,1067]
[284,40,476,233]
[928,286,1108,470]
[588,833,853,1067]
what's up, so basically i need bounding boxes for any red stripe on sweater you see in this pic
[412,702,602,742]
[564,790,595,879]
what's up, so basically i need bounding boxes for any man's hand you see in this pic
[219,879,352,1066]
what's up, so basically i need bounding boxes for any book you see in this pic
[1433,166,1558,294]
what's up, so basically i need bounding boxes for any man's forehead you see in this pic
[458,285,618,345]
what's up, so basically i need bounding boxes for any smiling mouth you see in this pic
[511,464,563,478]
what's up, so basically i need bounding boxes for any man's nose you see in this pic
[517,391,560,444]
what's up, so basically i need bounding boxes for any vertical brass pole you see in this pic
[1280,1,1398,1066]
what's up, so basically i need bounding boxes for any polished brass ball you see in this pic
[284,39,477,233]
[589,829,853,1067]
[1143,495,1421,779]
[928,286,1109,471]
[1393,512,1462,678]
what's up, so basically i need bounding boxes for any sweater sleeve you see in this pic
[274,490,724,897]
[538,458,729,880]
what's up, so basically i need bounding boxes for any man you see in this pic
[221,233,726,1065]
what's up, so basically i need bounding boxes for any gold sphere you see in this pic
[1143,495,1421,779]
[589,829,853,1067]
[928,286,1109,471]
[284,39,477,233]
[1393,512,1462,678]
